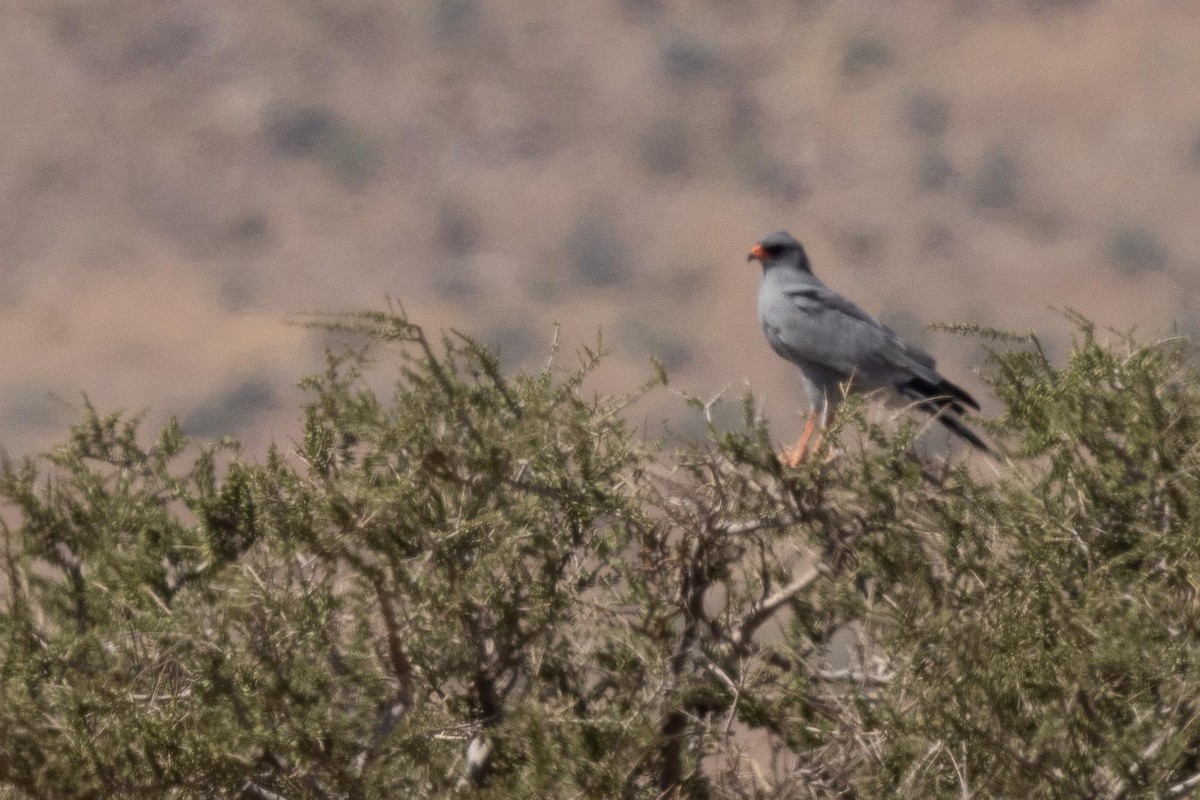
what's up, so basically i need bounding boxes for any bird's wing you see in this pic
[768,284,938,383]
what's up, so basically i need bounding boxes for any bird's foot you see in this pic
[779,444,839,468]
[779,428,838,468]
[779,447,805,468]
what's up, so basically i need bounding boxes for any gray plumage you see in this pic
[750,231,989,455]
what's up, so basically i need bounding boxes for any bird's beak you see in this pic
[748,244,767,262]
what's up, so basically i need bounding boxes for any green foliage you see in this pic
[863,320,1200,798]
[1,311,1198,799]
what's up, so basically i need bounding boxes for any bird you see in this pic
[748,231,990,465]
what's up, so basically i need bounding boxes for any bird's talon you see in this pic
[779,447,808,468]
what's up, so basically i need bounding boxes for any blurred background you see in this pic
[2,0,1198,456]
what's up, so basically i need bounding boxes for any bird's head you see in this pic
[748,231,811,273]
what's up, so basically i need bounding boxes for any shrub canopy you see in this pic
[1,311,1198,799]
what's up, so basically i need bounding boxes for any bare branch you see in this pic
[1169,771,1200,797]
[704,659,741,735]
[713,517,791,536]
[1110,722,1178,800]
[455,734,494,790]
[242,782,293,800]
[816,668,894,686]
[731,566,820,649]
[374,582,415,710]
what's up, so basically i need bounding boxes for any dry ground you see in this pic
[2,0,1199,455]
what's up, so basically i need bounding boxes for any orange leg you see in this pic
[782,398,840,467]
[783,410,819,467]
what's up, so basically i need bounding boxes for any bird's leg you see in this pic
[782,395,840,467]
[783,411,820,467]
[807,397,839,461]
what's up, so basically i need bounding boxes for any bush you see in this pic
[661,38,720,82]
[2,311,1199,798]
[565,209,631,288]
[973,147,1024,211]
[268,107,379,188]
[904,91,951,138]
[840,35,895,81]
[917,150,955,193]
[1107,226,1168,274]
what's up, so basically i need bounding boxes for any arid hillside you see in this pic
[2,0,1199,454]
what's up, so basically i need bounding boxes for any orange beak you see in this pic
[748,243,767,262]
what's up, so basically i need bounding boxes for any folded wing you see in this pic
[764,284,988,450]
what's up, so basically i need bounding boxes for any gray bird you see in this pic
[748,231,989,464]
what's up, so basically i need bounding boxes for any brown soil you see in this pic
[2,0,1198,455]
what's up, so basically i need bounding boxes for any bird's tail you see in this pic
[897,383,993,456]
[927,406,993,455]
[899,375,980,414]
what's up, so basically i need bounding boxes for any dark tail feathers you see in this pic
[896,380,992,455]
[899,376,980,415]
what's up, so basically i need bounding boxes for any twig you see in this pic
[242,782,292,800]
[816,668,893,686]
[703,659,741,735]
[947,741,971,800]
[1110,723,1177,800]
[713,517,791,537]
[1168,771,1200,797]
[731,566,820,648]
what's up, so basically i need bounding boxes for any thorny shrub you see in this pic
[1,311,1197,799]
